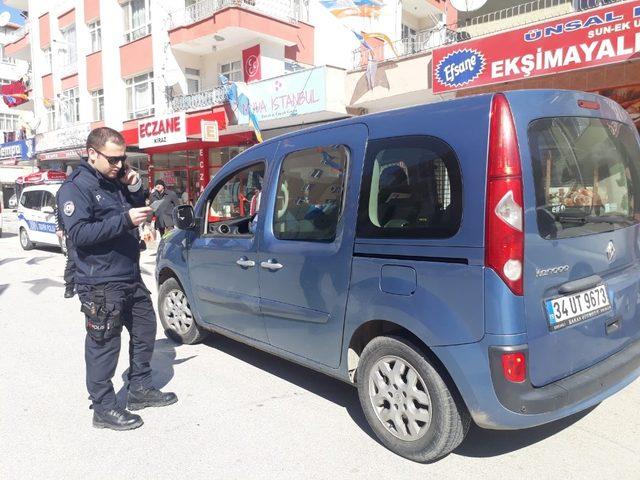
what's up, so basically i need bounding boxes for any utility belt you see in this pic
[80,286,124,342]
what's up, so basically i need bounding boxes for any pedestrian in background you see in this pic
[57,127,177,431]
[54,193,76,298]
[150,180,179,236]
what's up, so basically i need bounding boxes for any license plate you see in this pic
[545,285,612,331]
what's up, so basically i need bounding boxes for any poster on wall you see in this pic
[432,0,640,93]
[599,85,640,130]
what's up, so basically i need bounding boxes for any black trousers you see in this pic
[77,279,156,413]
[63,237,76,288]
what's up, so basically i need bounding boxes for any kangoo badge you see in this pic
[436,49,485,89]
[63,201,75,216]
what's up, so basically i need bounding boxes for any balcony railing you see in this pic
[454,0,624,40]
[170,87,227,112]
[352,26,459,69]
[169,0,307,30]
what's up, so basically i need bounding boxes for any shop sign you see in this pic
[243,44,262,83]
[138,112,186,149]
[38,148,87,161]
[433,1,640,93]
[0,139,34,160]
[236,67,326,123]
[35,123,91,153]
[201,120,219,142]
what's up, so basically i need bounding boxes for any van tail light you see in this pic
[486,93,524,296]
[501,352,527,383]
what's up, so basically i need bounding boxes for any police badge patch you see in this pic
[63,201,75,216]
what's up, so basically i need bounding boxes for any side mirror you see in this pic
[173,205,196,230]
[42,206,54,214]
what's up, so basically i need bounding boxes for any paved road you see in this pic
[1,215,639,479]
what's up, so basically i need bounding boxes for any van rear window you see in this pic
[529,117,640,240]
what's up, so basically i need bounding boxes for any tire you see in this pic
[357,335,470,463]
[19,228,34,250]
[158,277,208,344]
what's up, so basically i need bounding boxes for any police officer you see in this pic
[57,127,177,431]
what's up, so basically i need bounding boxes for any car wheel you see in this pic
[158,277,208,344]
[357,336,470,463]
[19,228,34,250]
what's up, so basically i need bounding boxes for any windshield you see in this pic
[529,117,640,240]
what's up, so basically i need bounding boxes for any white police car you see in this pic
[17,184,65,251]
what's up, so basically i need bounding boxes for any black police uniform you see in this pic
[57,162,157,414]
[54,192,76,297]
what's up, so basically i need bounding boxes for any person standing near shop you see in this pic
[54,193,76,298]
[57,127,177,431]
[150,179,180,236]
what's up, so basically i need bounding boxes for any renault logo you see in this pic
[606,241,616,263]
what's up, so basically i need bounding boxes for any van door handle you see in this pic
[236,257,256,268]
[261,260,284,271]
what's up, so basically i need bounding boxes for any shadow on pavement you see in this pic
[1,232,17,239]
[116,337,196,405]
[202,334,379,443]
[455,406,597,458]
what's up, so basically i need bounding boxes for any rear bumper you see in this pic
[432,335,640,430]
[489,338,640,415]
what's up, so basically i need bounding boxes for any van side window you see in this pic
[357,136,462,238]
[21,191,43,211]
[204,163,265,236]
[273,145,348,242]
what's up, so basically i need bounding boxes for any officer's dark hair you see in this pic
[86,127,126,158]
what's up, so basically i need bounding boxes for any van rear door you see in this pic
[520,99,640,387]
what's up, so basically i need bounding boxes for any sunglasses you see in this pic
[92,148,127,165]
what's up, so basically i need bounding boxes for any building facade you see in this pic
[4,0,448,204]
[0,15,36,208]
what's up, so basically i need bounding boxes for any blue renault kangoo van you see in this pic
[156,90,640,462]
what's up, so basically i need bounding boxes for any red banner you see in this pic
[242,44,262,83]
[1,80,29,107]
[433,1,640,93]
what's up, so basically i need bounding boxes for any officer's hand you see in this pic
[56,230,64,239]
[128,207,153,226]
[119,166,140,186]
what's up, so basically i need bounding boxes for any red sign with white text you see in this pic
[243,44,262,83]
[433,1,640,93]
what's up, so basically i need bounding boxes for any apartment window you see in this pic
[91,89,104,121]
[186,68,200,94]
[60,87,80,126]
[0,45,14,64]
[0,78,11,85]
[46,106,56,131]
[219,61,242,82]
[0,113,19,132]
[61,24,77,66]
[88,20,102,52]
[123,0,151,43]
[42,47,52,72]
[126,72,154,119]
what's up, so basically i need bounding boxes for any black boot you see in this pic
[127,387,178,411]
[64,285,75,298]
[93,408,143,431]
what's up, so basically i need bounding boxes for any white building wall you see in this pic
[101,0,127,130]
